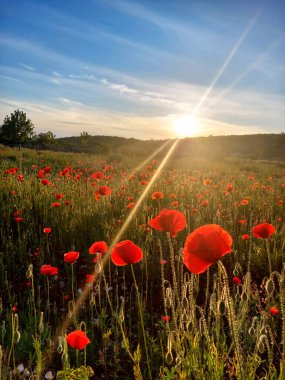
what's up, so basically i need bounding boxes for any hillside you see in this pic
[53,133,285,162]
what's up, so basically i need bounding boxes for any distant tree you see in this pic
[0,109,35,144]
[80,131,90,145]
[36,131,56,146]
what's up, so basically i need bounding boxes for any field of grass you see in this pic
[0,145,284,379]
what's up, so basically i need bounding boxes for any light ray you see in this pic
[44,138,179,365]
[201,36,284,115]
[192,10,261,117]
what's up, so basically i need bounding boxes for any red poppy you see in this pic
[162,315,170,323]
[66,330,91,350]
[233,276,241,285]
[43,166,51,173]
[64,251,80,263]
[126,202,135,209]
[269,306,279,315]
[183,224,233,274]
[241,199,249,206]
[85,274,95,283]
[89,241,108,255]
[98,186,111,196]
[152,191,164,200]
[52,202,61,208]
[43,227,51,234]
[253,223,275,239]
[201,200,208,207]
[242,234,250,240]
[14,217,22,223]
[91,171,104,180]
[55,193,63,200]
[226,183,233,192]
[203,178,212,185]
[40,264,58,276]
[5,167,18,175]
[111,240,143,266]
[41,179,50,186]
[148,208,186,237]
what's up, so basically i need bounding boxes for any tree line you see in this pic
[0,109,56,147]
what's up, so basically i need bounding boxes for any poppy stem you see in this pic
[47,277,50,322]
[71,263,75,310]
[76,348,79,367]
[265,240,272,275]
[219,262,244,380]
[102,268,114,315]
[130,264,152,380]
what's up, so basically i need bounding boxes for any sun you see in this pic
[173,115,200,138]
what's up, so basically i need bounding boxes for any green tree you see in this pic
[36,131,56,146]
[80,131,90,145]
[0,109,35,144]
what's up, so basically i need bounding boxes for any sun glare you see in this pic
[173,115,200,138]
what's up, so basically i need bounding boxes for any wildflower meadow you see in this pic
[0,145,284,379]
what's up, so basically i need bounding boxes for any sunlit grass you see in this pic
[0,145,284,379]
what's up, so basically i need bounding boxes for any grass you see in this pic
[0,145,284,379]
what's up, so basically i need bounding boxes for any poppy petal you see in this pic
[149,208,186,237]
[183,224,233,274]
[66,330,91,350]
[111,240,143,266]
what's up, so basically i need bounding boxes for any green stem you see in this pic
[219,262,243,380]
[7,313,15,370]
[71,264,75,306]
[130,265,152,380]
[47,277,50,322]
[76,348,79,367]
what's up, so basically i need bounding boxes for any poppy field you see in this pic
[0,145,284,379]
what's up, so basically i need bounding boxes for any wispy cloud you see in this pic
[0,74,21,82]
[19,63,35,71]
[51,71,62,77]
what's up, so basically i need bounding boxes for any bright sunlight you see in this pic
[173,115,201,138]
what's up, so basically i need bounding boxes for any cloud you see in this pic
[0,74,21,82]
[19,63,36,71]
[51,71,62,77]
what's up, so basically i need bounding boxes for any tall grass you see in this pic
[0,146,284,379]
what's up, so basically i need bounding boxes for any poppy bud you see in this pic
[218,300,226,315]
[186,320,194,331]
[248,327,255,337]
[257,341,264,354]
[95,263,102,274]
[182,297,188,308]
[265,279,275,295]
[241,292,248,302]
[14,330,21,344]
[166,297,172,308]
[26,264,33,279]
[165,351,173,365]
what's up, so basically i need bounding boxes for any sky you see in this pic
[0,0,284,140]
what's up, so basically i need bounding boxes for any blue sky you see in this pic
[0,0,284,139]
